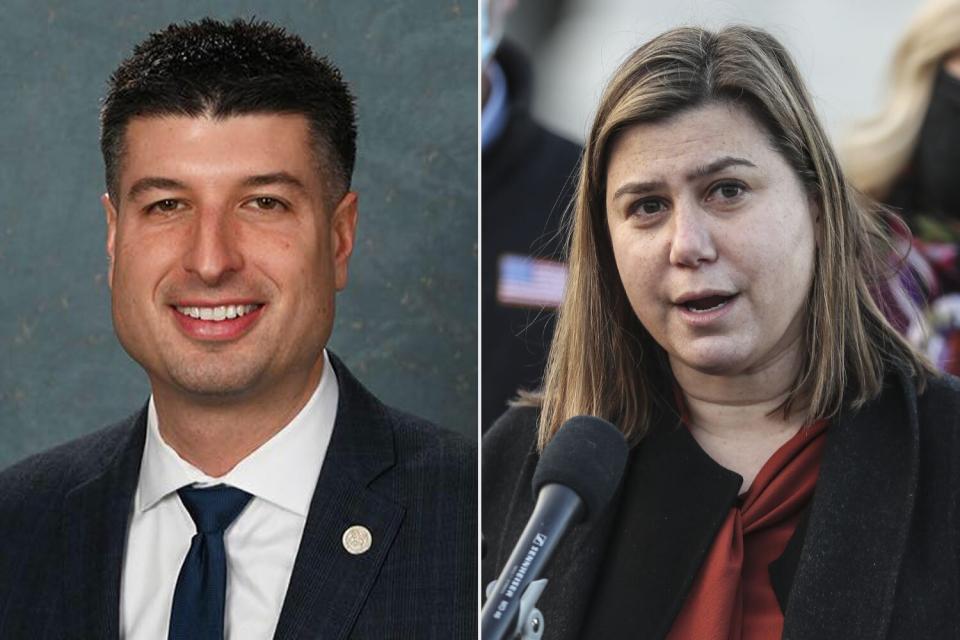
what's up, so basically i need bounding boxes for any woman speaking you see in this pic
[482,25,960,639]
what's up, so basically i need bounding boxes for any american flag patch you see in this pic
[496,253,567,308]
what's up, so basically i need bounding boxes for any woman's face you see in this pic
[604,102,817,379]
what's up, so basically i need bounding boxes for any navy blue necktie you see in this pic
[168,485,252,640]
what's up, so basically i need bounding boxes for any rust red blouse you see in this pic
[667,419,829,640]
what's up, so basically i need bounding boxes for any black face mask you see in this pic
[913,67,960,218]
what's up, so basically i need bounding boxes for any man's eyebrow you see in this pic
[125,172,310,202]
[241,172,308,193]
[126,177,188,201]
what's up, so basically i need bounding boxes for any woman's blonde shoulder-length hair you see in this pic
[842,0,960,200]
[526,25,933,451]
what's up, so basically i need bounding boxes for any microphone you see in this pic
[481,416,628,640]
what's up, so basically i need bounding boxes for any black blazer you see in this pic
[482,371,960,639]
[0,354,477,639]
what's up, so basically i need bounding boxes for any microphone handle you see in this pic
[481,484,583,640]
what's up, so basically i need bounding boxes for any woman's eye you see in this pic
[713,182,745,199]
[631,199,666,216]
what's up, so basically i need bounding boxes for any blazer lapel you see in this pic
[783,372,920,639]
[62,408,146,640]
[273,355,404,640]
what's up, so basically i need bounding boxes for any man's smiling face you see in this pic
[104,113,357,402]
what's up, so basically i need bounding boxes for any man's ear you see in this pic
[331,191,359,291]
[102,193,118,289]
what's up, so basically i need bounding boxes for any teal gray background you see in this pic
[0,0,477,468]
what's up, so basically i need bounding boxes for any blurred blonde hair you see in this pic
[529,26,932,451]
[842,0,960,199]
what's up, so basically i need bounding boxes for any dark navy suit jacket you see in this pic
[0,354,477,639]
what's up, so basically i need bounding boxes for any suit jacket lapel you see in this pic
[783,372,919,639]
[62,408,146,640]
[273,355,405,640]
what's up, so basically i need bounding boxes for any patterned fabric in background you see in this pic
[886,213,960,376]
[913,214,960,375]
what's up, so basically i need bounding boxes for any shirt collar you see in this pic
[136,350,339,517]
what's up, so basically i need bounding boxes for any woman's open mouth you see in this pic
[680,294,737,313]
[673,292,739,324]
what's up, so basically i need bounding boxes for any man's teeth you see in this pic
[175,304,261,321]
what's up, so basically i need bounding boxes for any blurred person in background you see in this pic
[484,24,960,639]
[482,0,582,429]
[843,0,960,374]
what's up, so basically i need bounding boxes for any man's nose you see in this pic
[668,201,718,268]
[182,209,244,285]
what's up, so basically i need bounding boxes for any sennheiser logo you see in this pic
[502,532,550,601]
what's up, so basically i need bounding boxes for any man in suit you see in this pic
[0,18,475,639]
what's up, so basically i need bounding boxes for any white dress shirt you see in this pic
[120,351,339,640]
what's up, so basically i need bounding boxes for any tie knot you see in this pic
[177,485,252,534]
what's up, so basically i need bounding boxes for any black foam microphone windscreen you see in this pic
[531,415,629,523]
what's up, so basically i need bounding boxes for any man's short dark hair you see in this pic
[100,18,357,203]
